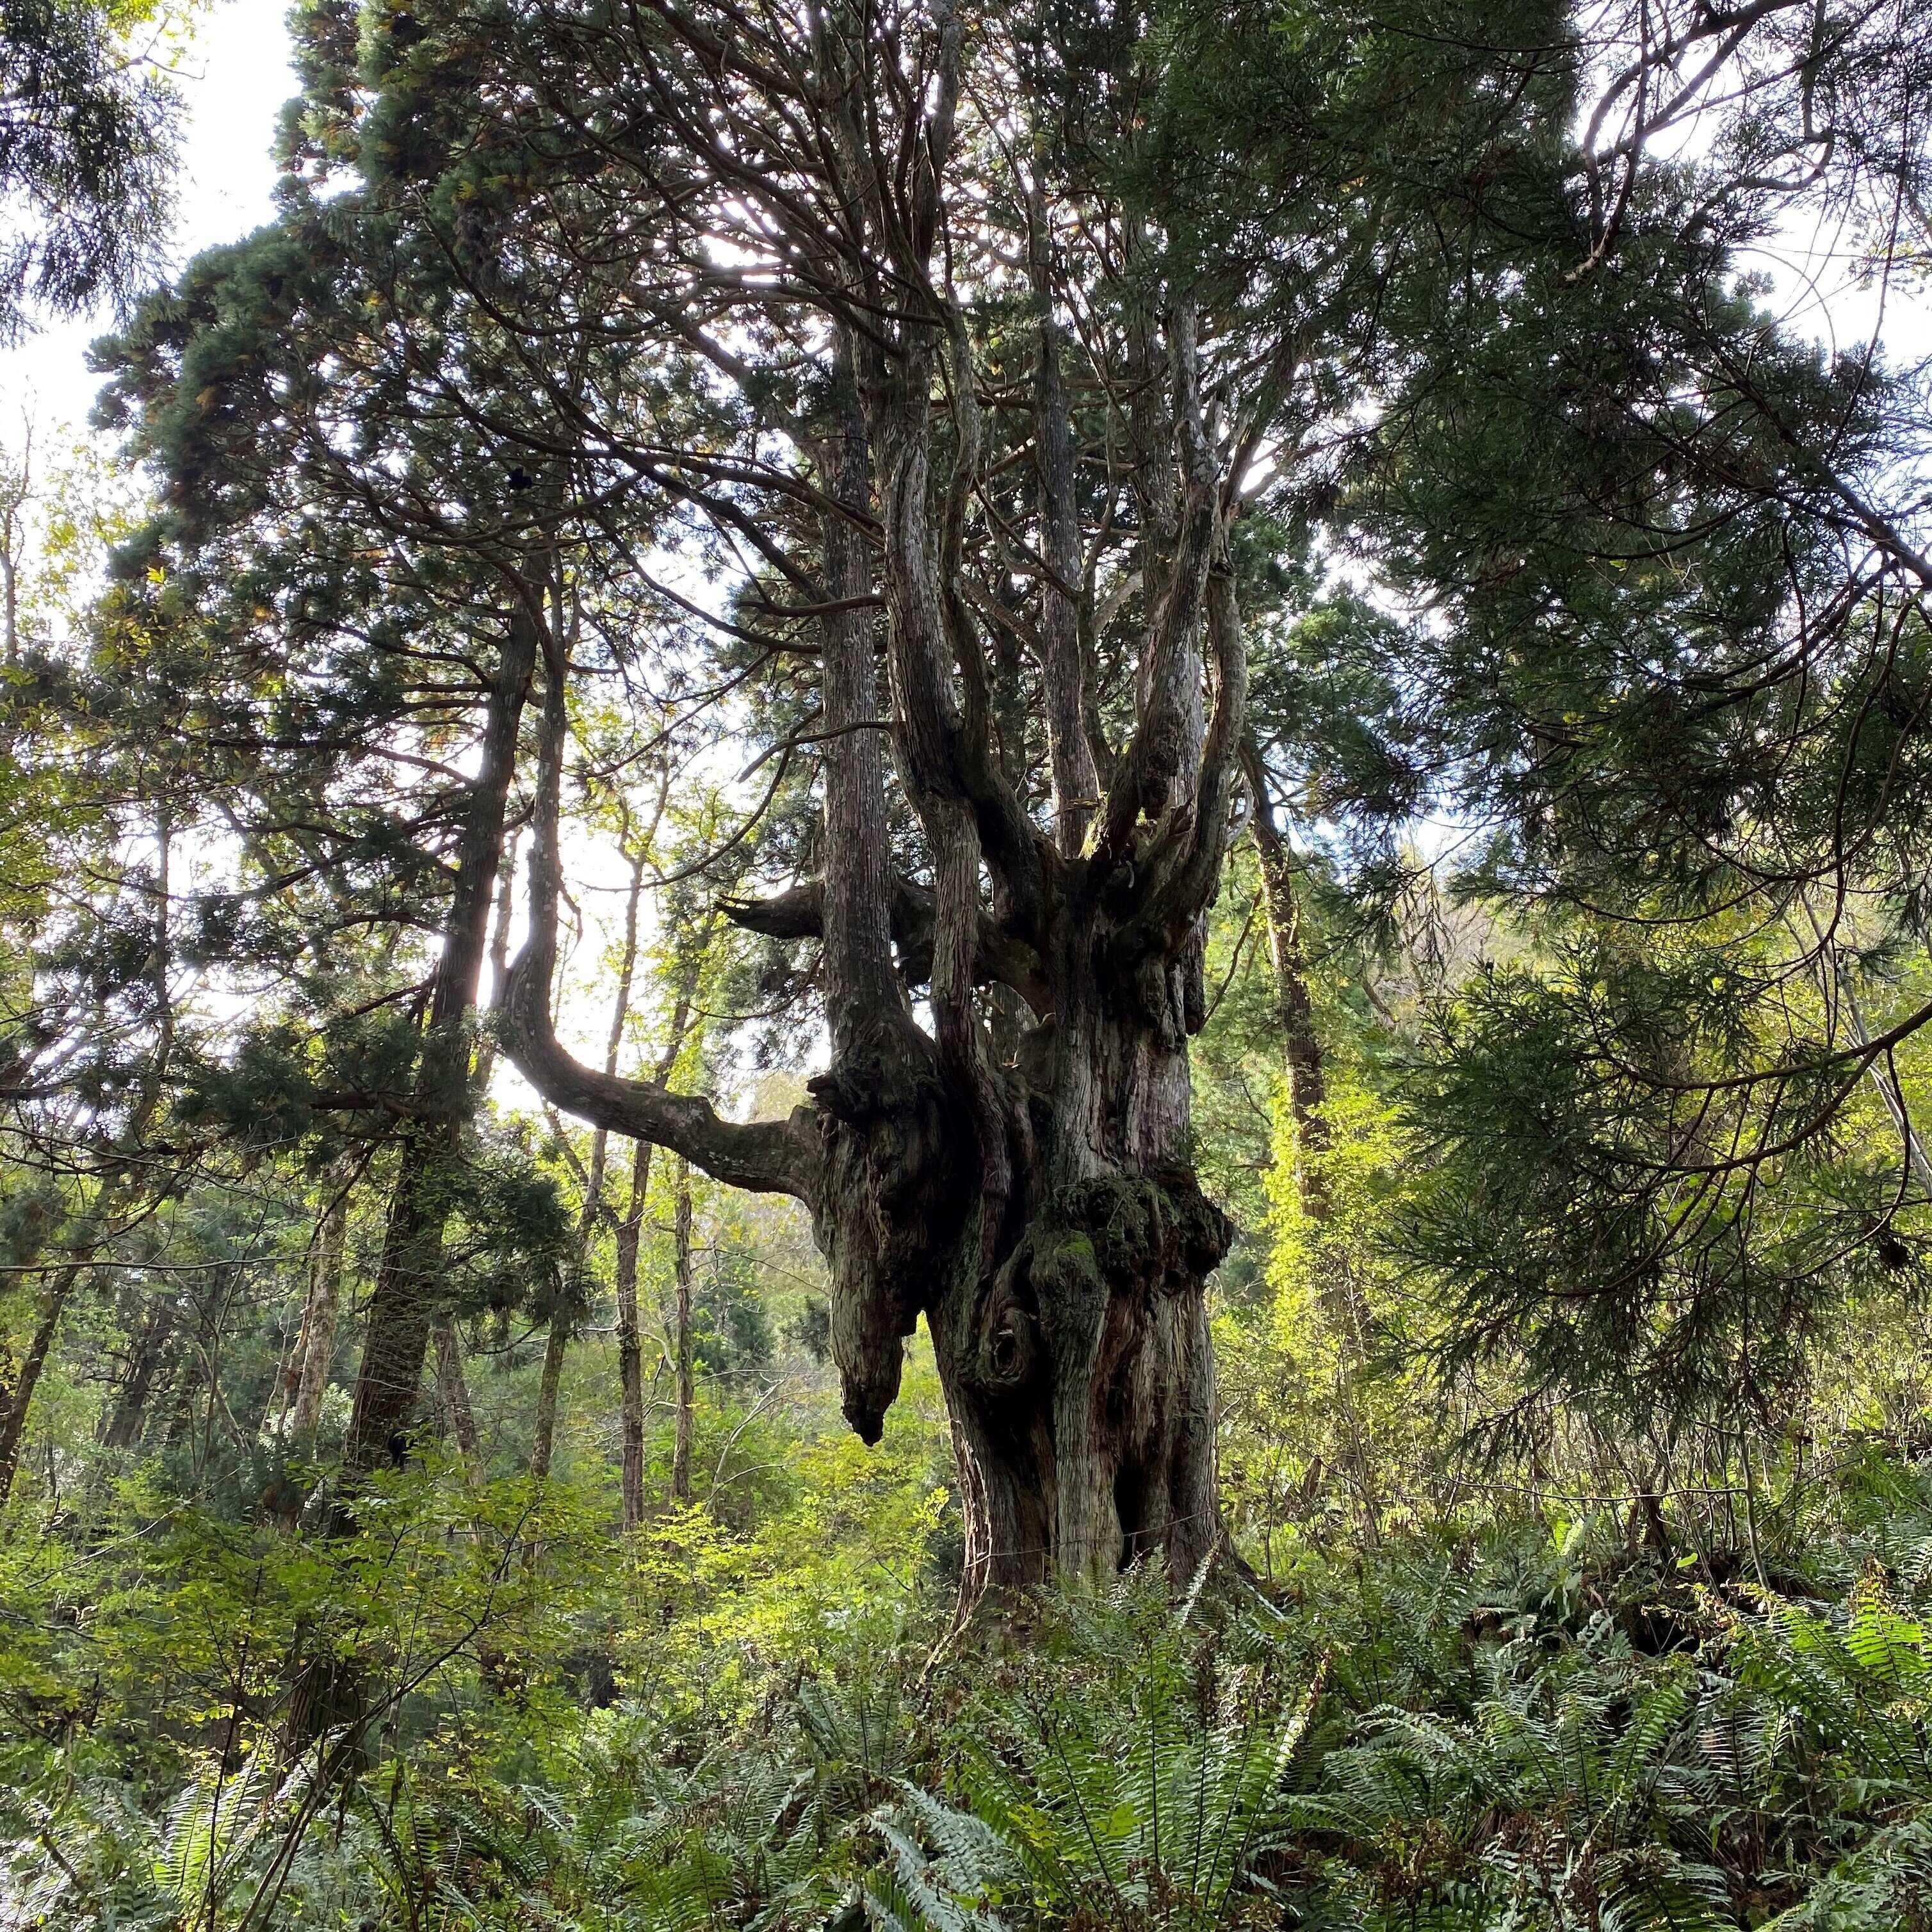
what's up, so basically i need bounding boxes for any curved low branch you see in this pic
[501,964,818,1199]
[497,621,820,1205]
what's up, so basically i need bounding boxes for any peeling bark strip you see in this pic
[494,1,1295,1602]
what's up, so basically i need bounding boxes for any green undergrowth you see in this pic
[11,1452,1932,1928]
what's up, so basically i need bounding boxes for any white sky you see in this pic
[0,0,297,435]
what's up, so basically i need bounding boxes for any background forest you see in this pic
[6,0,1932,1927]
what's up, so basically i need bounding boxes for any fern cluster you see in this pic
[16,1473,1932,1929]
[10,1535,1932,1930]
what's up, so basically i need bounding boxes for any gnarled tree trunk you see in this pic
[503,326,1245,1603]
[494,13,1272,1609]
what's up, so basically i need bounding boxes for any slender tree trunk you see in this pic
[432,821,525,1474]
[530,1320,566,1482]
[102,1295,177,1451]
[472,826,520,1094]
[433,1320,480,1462]
[1029,176,1100,859]
[0,1192,60,1498]
[530,846,651,1482]
[1244,740,1330,1223]
[1,812,174,1510]
[2,430,27,670]
[608,878,704,1525]
[671,1160,694,1507]
[344,605,538,1476]
[1242,747,1382,1539]
[288,1189,348,1445]
[0,1258,86,1507]
[612,1135,651,1529]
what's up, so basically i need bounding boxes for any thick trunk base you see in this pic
[930,1168,1230,1598]
[815,1045,1233,1599]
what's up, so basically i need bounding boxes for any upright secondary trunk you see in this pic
[529,1320,567,1482]
[670,1160,694,1506]
[433,1320,480,1463]
[288,609,535,1752]
[285,1185,348,1445]
[102,1293,177,1451]
[0,1256,88,1509]
[610,913,706,1525]
[430,820,527,1474]
[343,604,537,1476]
[612,1136,651,1529]
[530,848,649,1483]
[1,818,175,1509]
[1244,740,1330,1224]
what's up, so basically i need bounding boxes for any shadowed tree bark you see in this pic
[343,603,539,1477]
